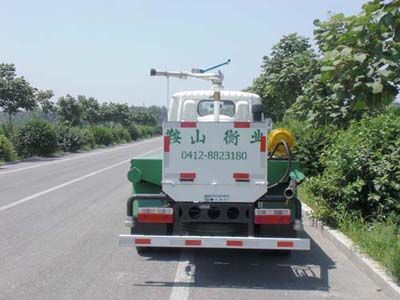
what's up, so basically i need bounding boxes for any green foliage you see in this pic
[17,119,58,157]
[299,185,400,279]
[247,33,319,122]
[128,124,140,140]
[90,125,114,146]
[131,111,158,126]
[277,118,338,176]
[79,128,96,149]
[78,95,100,125]
[36,90,55,114]
[137,125,156,138]
[110,126,131,143]
[0,123,10,139]
[57,95,82,126]
[0,135,16,162]
[147,105,168,126]
[55,124,95,152]
[341,216,400,279]
[290,0,400,126]
[100,102,131,126]
[0,63,37,141]
[307,109,400,223]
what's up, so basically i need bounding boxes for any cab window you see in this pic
[197,100,235,117]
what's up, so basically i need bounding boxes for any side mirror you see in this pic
[252,104,263,121]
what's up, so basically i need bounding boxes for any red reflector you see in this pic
[260,135,266,152]
[185,240,201,246]
[255,215,291,224]
[138,213,173,223]
[135,238,151,245]
[181,121,197,128]
[277,241,293,248]
[164,136,170,152]
[226,240,243,247]
[234,121,250,128]
[180,172,196,181]
[233,173,249,181]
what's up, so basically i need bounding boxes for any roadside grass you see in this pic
[299,184,400,280]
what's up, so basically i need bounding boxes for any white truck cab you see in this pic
[168,90,262,122]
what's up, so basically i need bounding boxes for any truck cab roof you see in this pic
[168,90,261,122]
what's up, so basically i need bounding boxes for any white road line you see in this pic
[0,147,162,213]
[169,252,195,300]
[0,137,160,176]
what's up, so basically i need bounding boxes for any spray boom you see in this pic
[150,60,231,121]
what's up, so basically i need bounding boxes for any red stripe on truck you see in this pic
[180,173,196,181]
[135,238,151,245]
[226,240,243,247]
[185,240,201,246]
[255,215,291,225]
[260,135,266,152]
[277,241,294,248]
[181,121,197,128]
[138,213,173,223]
[234,121,250,128]
[164,136,170,152]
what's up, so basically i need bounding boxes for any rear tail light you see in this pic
[138,207,173,223]
[233,173,250,182]
[180,172,196,181]
[254,208,291,224]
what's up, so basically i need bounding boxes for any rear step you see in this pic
[119,235,310,250]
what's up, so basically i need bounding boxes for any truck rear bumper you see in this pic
[119,234,310,250]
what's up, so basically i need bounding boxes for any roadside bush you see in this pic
[56,124,81,152]
[16,119,58,157]
[0,123,11,139]
[307,109,400,223]
[128,124,140,141]
[111,126,131,143]
[277,118,338,176]
[56,124,95,152]
[137,125,156,138]
[0,135,16,162]
[90,125,114,146]
[79,128,96,149]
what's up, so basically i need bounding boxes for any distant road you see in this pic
[0,137,391,300]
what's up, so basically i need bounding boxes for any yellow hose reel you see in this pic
[268,128,295,157]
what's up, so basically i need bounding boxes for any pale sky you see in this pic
[1,0,366,106]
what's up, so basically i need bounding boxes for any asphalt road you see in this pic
[0,137,391,300]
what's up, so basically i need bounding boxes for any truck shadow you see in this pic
[136,232,334,291]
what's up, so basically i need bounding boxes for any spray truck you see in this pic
[119,61,310,254]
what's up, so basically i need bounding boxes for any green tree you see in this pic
[100,102,130,126]
[0,63,36,142]
[147,105,167,125]
[57,95,82,126]
[130,111,157,126]
[247,33,319,122]
[36,90,55,114]
[78,95,100,125]
[290,0,400,127]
